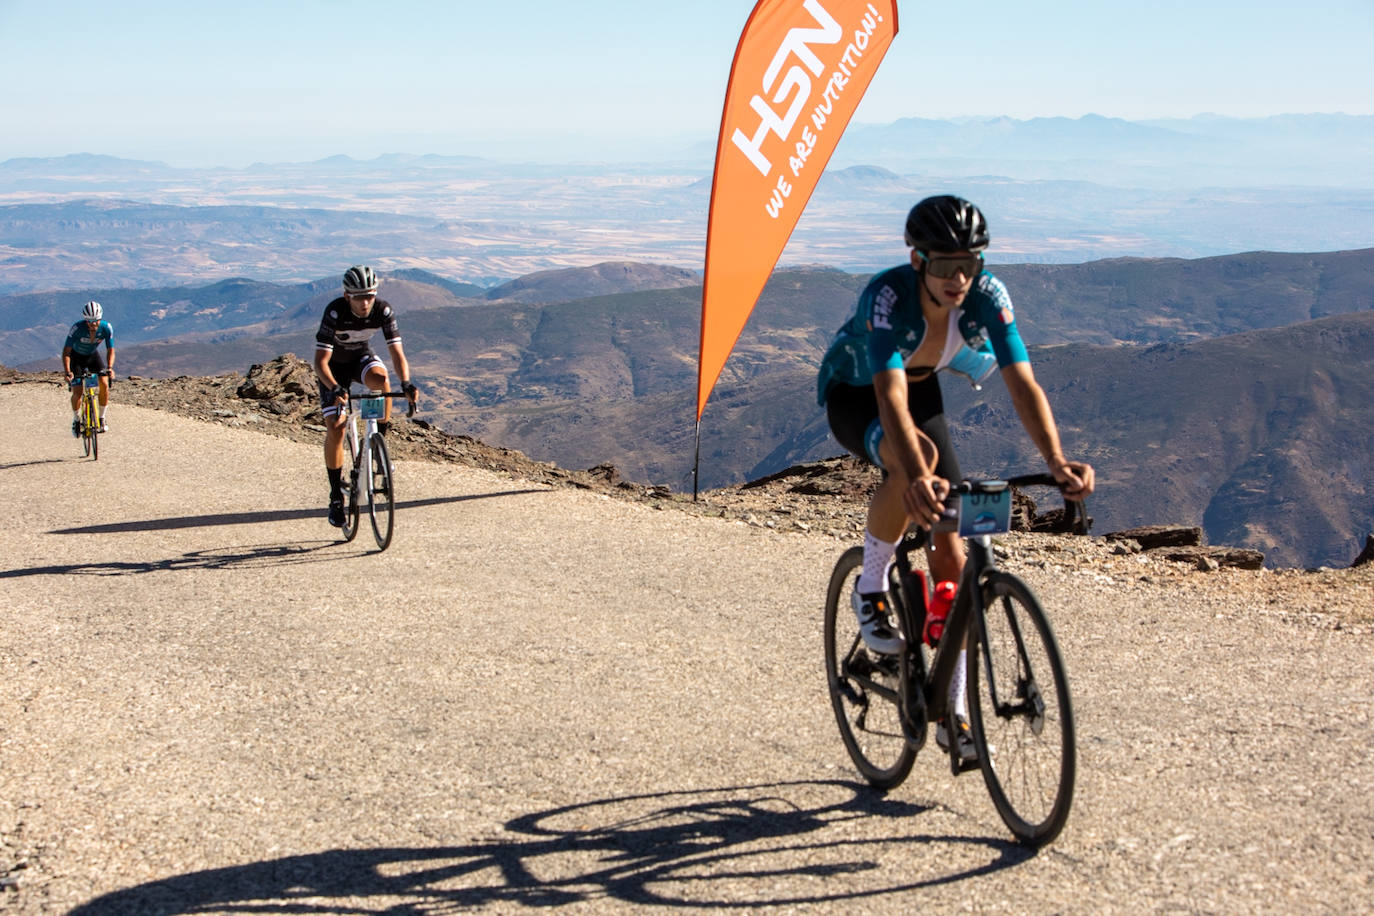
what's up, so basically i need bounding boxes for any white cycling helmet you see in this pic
[342,265,379,294]
[82,300,103,321]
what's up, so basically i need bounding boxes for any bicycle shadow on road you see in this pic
[47,488,549,535]
[0,457,70,470]
[0,539,347,579]
[5,489,550,579]
[68,780,1039,914]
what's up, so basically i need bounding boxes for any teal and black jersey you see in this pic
[63,319,114,357]
[816,264,1028,406]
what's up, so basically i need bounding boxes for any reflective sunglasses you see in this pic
[918,252,984,279]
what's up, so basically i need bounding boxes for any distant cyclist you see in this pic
[61,300,116,435]
[314,265,418,527]
[816,195,1095,763]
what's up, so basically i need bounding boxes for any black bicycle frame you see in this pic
[892,531,990,728]
[888,474,1082,731]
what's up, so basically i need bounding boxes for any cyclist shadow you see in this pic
[0,539,344,579]
[5,489,549,579]
[48,489,547,536]
[0,457,71,470]
[69,780,1037,913]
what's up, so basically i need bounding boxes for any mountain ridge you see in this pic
[7,357,1355,574]
[7,253,1372,568]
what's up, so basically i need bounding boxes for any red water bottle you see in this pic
[923,580,957,647]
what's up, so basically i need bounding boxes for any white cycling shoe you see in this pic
[851,590,905,655]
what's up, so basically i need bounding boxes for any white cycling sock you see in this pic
[857,529,898,594]
[950,649,968,718]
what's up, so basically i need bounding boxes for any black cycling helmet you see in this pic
[904,195,990,253]
[342,265,379,294]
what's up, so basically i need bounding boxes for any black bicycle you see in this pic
[824,474,1087,846]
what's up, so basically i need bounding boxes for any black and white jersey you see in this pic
[314,297,402,357]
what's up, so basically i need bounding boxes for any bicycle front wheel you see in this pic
[968,571,1076,846]
[83,396,96,459]
[88,402,98,461]
[367,433,394,550]
[339,434,361,543]
[824,546,915,789]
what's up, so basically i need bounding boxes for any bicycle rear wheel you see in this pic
[367,433,394,550]
[824,546,915,789]
[968,571,1076,846]
[339,435,361,543]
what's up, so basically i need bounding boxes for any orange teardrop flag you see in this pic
[696,0,898,421]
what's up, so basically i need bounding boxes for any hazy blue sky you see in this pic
[4,0,1372,166]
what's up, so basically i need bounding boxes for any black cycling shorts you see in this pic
[825,373,961,482]
[67,351,107,387]
[317,349,385,417]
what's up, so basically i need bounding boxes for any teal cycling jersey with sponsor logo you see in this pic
[816,264,1028,406]
[63,319,114,357]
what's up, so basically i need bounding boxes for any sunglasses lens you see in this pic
[926,255,982,278]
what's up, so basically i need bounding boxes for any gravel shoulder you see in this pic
[2,379,1372,914]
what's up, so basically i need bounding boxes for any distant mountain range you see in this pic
[8,113,1372,187]
[834,113,1374,187]
[3,113,1373,293]
[6,250,1371,568]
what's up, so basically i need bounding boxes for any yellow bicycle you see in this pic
[74,370,108,460]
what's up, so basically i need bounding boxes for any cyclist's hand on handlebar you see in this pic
[64,370,74,382]
[1051,459,1095,500]
[903,474,950,530]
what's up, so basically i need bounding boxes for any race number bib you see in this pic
[359,396,386,419]
[959,487,1012,537]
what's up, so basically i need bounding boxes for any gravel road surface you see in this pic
[2,383,1372,913]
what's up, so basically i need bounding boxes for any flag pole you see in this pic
[692,417,702,501]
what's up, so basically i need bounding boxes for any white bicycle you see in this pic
[337,388,414,551]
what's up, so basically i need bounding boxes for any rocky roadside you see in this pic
[5,356,1371,630]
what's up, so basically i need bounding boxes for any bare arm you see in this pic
[873,368,927,480]
[1001,361,1094,498]
[313,349,339,390]
[62,345,73,380]
[386,341,411,390]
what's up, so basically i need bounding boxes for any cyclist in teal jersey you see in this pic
[816,196,1095,762]
[61,300,116,435]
